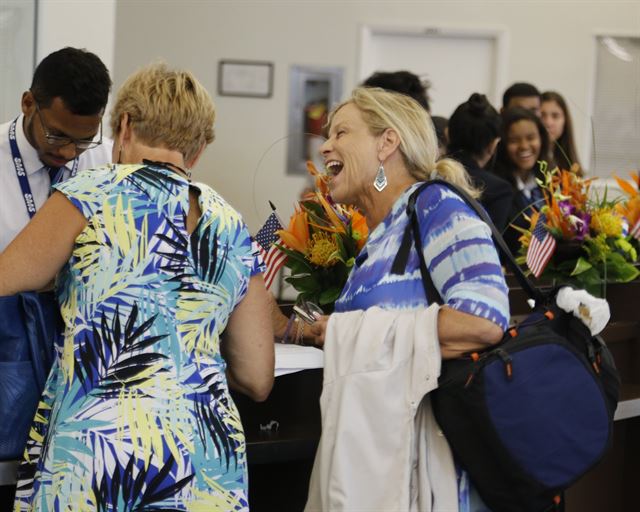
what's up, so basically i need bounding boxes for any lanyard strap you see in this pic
[9,117,78,218]
[49,157,79,185]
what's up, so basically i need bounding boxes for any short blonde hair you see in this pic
[330,87,479,198]
[110,62,215,163]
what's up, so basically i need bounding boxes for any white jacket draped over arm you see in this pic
[305,305,458,512]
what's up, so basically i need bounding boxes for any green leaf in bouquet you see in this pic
[319,286,342,305]
[584,234,610,263]
[603,252,640,282]
[614,237,638,262]
[572,267,604,297]
[543,257,579,279]
[570,257,593,276]
[276,244,313,271]
[333,232,350,262]
[288,259,311,276]
[303,201,342,234]
[338,231,357,257]
[300,200,325,219]
[285,273,320,293]
[548,227,564,239]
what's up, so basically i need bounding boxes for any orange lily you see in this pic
[276,207,309,253]
[614,173,639,198]
[348,207,368,251]
[518,209,539,248]
[614,172,640,226]
[616,196,640,228]
[306,161,330,197]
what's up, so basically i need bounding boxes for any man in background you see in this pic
[0,46,112,508]
[363,69,431,112]
[362,70,449,154]
[501,82,542,116]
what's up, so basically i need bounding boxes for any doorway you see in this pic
[359,25,507,118]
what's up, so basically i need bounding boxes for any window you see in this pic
[589,36,640,178]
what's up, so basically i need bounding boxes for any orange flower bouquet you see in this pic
[275,162,368,310]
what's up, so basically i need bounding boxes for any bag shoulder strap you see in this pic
[390,179,545,306]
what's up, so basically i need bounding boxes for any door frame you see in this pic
[358,23,509,109]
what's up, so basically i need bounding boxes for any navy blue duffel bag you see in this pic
[392,179,620,512]
[0,292,59,461]
[431,302,618,512]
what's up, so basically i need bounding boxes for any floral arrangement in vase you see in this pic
[275,162,368,311]
[516,163,639,296]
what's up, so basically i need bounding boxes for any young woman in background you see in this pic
[541,90,582,174]
[494,107,550,254]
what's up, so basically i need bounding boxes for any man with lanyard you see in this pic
[0,47,112,507]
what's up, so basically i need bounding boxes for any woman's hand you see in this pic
[306,315,329,347]
[267,292,291,340]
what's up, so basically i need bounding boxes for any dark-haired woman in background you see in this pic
[448,93,513,233]
[431,115,449,157]
[541,90,582,174]
[494,107,551,254]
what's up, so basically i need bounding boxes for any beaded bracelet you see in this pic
[294,315,305,345]
[281,313,296,344]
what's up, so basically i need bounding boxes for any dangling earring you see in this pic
[373,162,387,192]
[117,144,123,164]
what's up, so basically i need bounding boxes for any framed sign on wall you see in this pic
[218,60,274,98]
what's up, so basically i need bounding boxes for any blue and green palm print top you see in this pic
[14,163,263,512]
[335,182,509,332]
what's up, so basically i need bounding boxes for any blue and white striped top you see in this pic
[335,182,510,331]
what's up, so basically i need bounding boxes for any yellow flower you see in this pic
[590,209,623,237]
[307,232,340,267]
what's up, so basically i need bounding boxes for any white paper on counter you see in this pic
[275,343,324,377]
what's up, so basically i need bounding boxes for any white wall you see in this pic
[0,0,36,121]
[111,0,640,230]
[37,0,117,103]
[38,0,639,231]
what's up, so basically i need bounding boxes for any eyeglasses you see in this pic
[34,102,102,150]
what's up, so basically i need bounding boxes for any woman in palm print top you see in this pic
[0,63,274,511]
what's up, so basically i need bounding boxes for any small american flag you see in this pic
[255,212,287,289]
[526,213,556,278]
[630,217,640,240]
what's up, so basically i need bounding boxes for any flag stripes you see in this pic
[526,213,556,278]
[255,212,287,289]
